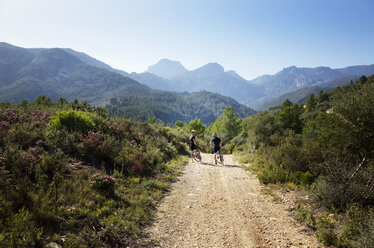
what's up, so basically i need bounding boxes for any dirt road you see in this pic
[146,153,321,247]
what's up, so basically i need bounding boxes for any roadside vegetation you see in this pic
[1,75,373,247]
[235,75,374,247]
[0,97,188,247]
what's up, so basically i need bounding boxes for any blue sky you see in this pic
[1,0,374,79]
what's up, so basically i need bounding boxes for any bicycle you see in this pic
[193,149,201,162]
[216,149,224,165]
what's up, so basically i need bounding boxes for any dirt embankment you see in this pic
[145,153,322,248]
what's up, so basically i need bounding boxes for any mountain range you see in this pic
[138,59,374,109]
[254,75,361,111]
[0,42,149,106]
[0,42,254,124]
[1,42,373,117]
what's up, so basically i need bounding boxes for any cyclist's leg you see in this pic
[213,148,218,163]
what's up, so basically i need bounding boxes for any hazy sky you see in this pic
[1,0,374,79]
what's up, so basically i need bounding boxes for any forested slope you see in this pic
[106,91,256,125]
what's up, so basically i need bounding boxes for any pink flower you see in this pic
[0,156,5,166]
[0,121,10,131]
[131,162,142,171]
[29,146,42,155]
[104,174,117,183]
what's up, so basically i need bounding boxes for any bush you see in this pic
[222,143,235,154]
[290,171,314,185]
[92,173,117,197]
[295,204,315,228]
[257,164,289,184]
[0,100,188,247]
[315,213,338,246]
[270,132,309,173]
[49,110,96,133]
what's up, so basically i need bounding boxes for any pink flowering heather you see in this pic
[0,121,10,131]
[0,107,23,124]
[103,175,117,184]
[81,131,102,148]
[0,156,5,166]
[131,162,143,171]
[0,157,7,173]
[29,146,42,155]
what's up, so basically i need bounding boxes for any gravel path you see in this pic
[146,153,322,248]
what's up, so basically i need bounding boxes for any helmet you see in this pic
[191,130,196,133]
[212,132,217,137]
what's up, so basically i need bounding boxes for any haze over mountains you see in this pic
[0,42,254,124]
[1,42,374,116]
[139,59,374,109]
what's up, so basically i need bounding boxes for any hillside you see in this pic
[254,75,360,110]
[236,75,374,247]
[247,65,374,106]
[0,100,189,247]
[106,91,256,125]
[0,43,256,124]
[0,42,150,105]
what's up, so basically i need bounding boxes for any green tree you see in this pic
[219,106,242,141]
[314,79,374,207]
[56,97,68,105]
[20,100,28,107]
[174,120,185,128]
[33,95,53,106]
[147,117,157,124]
[188,118,206,136]
[305,94,317,112]
[359,75,368,84]
[317,90,330,104]
[277,99,302,133]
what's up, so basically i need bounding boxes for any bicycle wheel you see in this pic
[193,151,201,162]
[219,151,224,165]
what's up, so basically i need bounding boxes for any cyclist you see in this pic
[189,130,199,161]
[210,132,222,164]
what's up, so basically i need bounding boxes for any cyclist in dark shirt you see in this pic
[210,132,222,164]
[189,130,199,160]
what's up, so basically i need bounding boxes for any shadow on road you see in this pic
[198,161,242,168]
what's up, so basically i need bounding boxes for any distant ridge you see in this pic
[3,42,373,114]
[0,42,148,105]
[0,42,256,124]
[132,58,374,108]
[254,76,360,111]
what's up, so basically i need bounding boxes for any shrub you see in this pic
[49,110,95,133]
[290,171,314,185]
[222,143,236,154]
[0,101,187,247]
[270,132,309,173]
[92,173,117,197]
[295,204,315,228]
[257,164,289,184]
[315,213,338,246]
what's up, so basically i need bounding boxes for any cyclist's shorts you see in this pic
[213,147,221,154]
[190,147,197,152]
